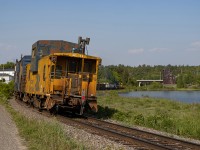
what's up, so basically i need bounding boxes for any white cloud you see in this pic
[128,48,144,54]
[186,41,200,52]
[128,47,169,55]
[191,41,200,48]
[148,48,169,52]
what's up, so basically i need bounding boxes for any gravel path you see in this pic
[0,105,27,150]
[9,98,135,150]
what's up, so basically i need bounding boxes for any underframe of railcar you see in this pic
[15,91,95,115]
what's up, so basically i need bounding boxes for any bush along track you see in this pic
[0,82,85,150]
[97,90,200,140]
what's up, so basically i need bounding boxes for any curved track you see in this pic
[76,117,200,150]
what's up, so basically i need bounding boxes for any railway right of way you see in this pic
[71,116,200,150]
[15,98,200,150]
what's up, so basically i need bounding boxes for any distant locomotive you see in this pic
[97,83,124,90]
[14,37,101,115]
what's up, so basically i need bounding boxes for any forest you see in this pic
[98,64,200,89]
[1,62,200,89]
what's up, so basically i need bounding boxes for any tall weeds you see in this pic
[97,90,200,140]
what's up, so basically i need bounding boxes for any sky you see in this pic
[0,0,200,66]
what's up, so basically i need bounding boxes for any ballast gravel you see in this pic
[9,98,135,150]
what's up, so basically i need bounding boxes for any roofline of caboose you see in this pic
[50,52,101,60]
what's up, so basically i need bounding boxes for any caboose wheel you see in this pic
[28,97,34,108]
[49,105,59,115]
[38,101,42,112]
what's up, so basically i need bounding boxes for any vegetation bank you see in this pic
[97,90,200,140]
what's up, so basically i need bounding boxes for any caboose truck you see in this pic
[15,37,101,115]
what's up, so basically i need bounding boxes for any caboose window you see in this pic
[50,65,55,78]
[55,65,62,79]
[84,59,96,73]
[67,58,81,73]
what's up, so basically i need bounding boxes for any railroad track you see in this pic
[15,99,200,150]
[74,117,200,150]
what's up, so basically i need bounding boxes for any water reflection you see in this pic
[119,91,200,103]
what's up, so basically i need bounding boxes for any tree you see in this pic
[149,82,162,89]
[177,75,184,88]
[0,78,5,82]
[0,61,15,69]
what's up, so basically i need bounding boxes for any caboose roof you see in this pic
[51,52,101,60]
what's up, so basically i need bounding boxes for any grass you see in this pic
[97,90,200,140]
[0,82,85,150]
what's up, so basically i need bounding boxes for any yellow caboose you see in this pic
[23,37,101,114]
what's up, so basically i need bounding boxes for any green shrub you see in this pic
[0,81,14,99]
[134,114,145,125]
[113,111,130,122]
[148,82,163,90]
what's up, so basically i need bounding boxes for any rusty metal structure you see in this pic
[14,37,101,115]
[162,68,176,84]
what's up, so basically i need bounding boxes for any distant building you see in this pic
[97,82,124,90]
[0,73,14,83]
[0,68,14,76]
[0,69,15,83]
[136,68,176,86]
[162,69,176,84]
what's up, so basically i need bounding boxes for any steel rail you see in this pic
[83,116,200,150]
[57,115,173,150]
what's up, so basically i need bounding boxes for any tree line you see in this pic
[1,62,200,88]
[98,64,200,88]
[0,62,15,69]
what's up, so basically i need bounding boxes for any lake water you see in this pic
[119,91,200,103]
